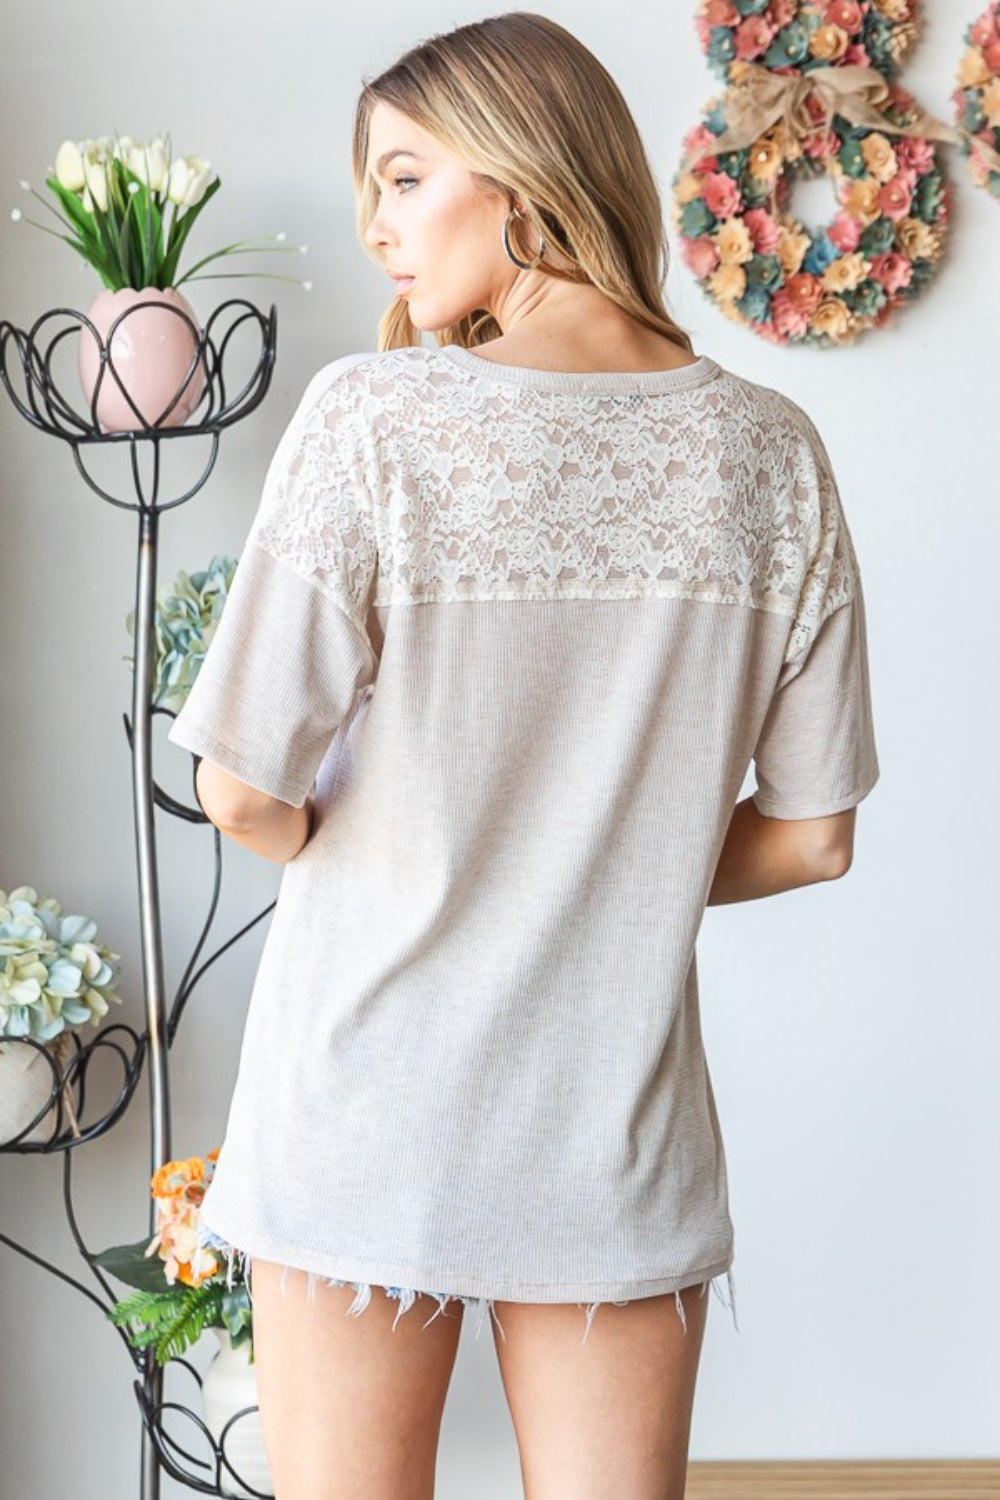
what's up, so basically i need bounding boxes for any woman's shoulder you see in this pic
[706,359,819,438]
[301,347,435,407]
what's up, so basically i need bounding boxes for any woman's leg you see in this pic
[249,1260,465,1500]
[490,1281,710,1500]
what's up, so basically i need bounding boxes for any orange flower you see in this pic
[150,1156,203,1198]
[145,1150,221,1286]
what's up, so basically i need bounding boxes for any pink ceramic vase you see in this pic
[78,286,208,433]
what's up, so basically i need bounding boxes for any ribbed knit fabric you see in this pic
[167,344,879,1311]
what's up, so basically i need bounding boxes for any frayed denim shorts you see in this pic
[210,1235,738,1345]
[316,1272,737,1344]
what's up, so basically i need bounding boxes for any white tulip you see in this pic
[167,154,215,208]
[54,139,86,192]
[81,147,109,213]
[127,139,169,193]
[111,135,135,160]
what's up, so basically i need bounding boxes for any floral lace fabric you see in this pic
[252,347,856,668]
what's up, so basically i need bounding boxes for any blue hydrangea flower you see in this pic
[0,887,122,1042]
[125,553,238,711]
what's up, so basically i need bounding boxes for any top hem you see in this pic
[201,1210,734,1304]
[752,764,881,821]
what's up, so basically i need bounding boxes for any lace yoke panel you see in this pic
[253,349,856,665]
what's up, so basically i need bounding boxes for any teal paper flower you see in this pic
[763,21,813,70]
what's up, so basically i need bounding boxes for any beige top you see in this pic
[168,344,880,1311]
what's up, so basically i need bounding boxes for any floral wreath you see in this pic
[952,3,1000,198]
[670,1,993,346]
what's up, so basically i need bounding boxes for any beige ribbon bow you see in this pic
[683,60,1000,177]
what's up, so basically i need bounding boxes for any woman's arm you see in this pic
[707,797,856,905]
[194,758,315,865]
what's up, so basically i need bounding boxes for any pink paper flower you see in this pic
[784,272,825,315]
[971,13,1000,49]
[684,122,720,158]
[983,39,1000,72]
[878,174,914,220]
[701,171,743,218]
[735,15,775,59]
[767,0,797,27]
[803,91,831,128]
[828,209,862,252]
[895,136,935,174]
[704,0,740,23]
[804,128,841,159]
[824,1,864,34]
[681,235,722,277]
[867,251,913,294]
[771,292,811,338]
[743,207,782,252]
[842,42,870,66]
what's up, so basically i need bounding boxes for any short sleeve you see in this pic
[752,417,880,821]
[166,356,381,808]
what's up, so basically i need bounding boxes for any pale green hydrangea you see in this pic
[0,886,122,1042]
[125,553,237,711]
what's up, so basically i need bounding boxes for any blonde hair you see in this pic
[351,11,694,355]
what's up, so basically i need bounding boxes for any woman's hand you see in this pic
[195,759,317,865]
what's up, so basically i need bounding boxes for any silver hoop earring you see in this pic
[502,207,546,270]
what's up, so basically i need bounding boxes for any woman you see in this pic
[168,12,880,1499]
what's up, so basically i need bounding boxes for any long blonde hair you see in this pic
[351,11,694,355]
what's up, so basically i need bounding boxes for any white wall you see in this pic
[1,3,997,1495]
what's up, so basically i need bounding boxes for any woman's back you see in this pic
[168,343,879,1319]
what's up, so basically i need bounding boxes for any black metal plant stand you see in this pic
[0,297,279,1498]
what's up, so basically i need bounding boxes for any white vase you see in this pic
[202,1329,273,1498]
[0,1037,64,1145]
